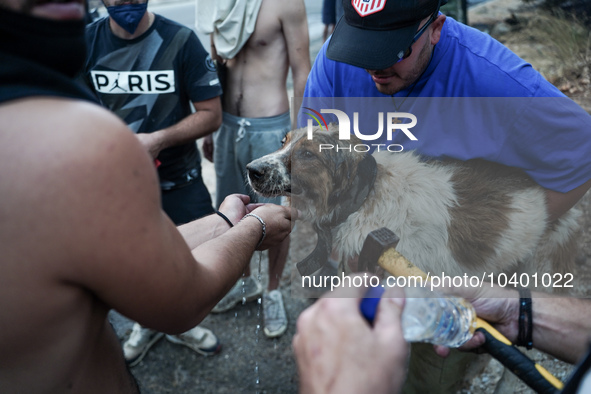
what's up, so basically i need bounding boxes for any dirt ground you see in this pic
[109,1,591,393]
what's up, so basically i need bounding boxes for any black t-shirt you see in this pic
[84,15,222,189]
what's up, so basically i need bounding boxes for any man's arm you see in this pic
[45,101,290,334]
[136,96,222,159]
[545,178,591,221]
[439,284,591,364]
[280,0,311,128]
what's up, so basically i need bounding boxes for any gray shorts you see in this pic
[213,111,291,208]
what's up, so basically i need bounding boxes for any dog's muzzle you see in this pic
[246,160,291,196]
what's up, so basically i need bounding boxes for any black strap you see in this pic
[517,287,533,350]
[215,210,234,228]
[296,224,332,276]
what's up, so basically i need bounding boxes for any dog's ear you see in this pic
[314,127,364,211]
[326,151,357,209]
[327,187,341,208]
[327,122,339,135]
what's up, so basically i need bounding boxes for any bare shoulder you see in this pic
[0,97,160,276]
[0,97,156,207]
[1,97,140,150]
[272,0,306,21]
[0,97,164,391]
[0,97,143,164]
[0,96,209,333]
[256,0,305,25]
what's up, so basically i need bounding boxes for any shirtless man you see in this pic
[214,0,310,122]
[200,0,311,338]
[0,0,294,391]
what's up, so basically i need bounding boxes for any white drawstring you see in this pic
[235,118,251,142]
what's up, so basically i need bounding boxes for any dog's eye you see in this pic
[281,136,287,145]
[298,150,314,159]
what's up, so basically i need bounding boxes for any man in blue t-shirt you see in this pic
[303,0,591,223]
[301,0,591,392]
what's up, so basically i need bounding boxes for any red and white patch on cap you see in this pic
[352,0,386,17]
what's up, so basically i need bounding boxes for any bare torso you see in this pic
[0,280,137,393]
[222,0,302,118]
[224,0,289,118]
[0,99,139,393]
[0,96,295,392]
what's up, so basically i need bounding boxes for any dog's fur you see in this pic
[247,124,579,279]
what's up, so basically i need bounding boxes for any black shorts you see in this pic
[161,176,214,225]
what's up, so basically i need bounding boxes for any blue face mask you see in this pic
[106,2,148,34]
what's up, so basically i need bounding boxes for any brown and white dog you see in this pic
[247,123,580,280]
[248,123,580,392]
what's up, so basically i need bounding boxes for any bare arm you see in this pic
[200,36,224,163]
[177,197,269,250]
[136,96,222,159]
[39,101,291,334]
[529,294,591,364]
[545,178,591,221]
[280,0,311,128]
[442,284,591,364]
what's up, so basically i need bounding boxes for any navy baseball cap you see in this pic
[327,0,443,70]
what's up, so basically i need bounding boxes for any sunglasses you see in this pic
[396,9,439,63]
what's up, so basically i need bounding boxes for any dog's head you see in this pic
[247,123,370,224]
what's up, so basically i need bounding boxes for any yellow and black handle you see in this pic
[475,319,562,393]
[358,227,564,394]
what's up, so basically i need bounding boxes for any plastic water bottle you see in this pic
[360,285,477,347]
[401,286,476,347]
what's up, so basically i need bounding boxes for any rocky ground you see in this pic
[109,1,591,393]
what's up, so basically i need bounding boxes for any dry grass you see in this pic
[529,11,590,73]
[497,10,591,96]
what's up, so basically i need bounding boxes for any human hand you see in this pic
[434,284,519,357]
[136,132,163,159]
[202,134,214,162]
[218,194,253,225]
[293,282,409,394]
[246,203,296,250]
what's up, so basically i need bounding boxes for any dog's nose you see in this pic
[246,163,265,181]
